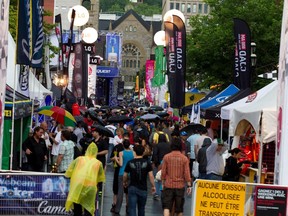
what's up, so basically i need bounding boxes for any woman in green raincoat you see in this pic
[65,142,105,216]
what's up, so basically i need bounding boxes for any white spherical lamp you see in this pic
[81,27,98,44]
[163,9,185,23]
[154,30,166,46]
[68,5,89,27]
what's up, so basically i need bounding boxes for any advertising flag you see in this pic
[233,18,251,89]
[164,15,186,108]
[72,43,84,99]
[16,0,30,65]
[190,104,200,123]
[145,60,154,103]
[152,46,165,87]
[31,0,44,68]
[106,33,121,67]
[0,0,9,169]
[55,14,64,71]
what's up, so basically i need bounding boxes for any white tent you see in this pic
[220,81,277,142]
[7,33,52,100]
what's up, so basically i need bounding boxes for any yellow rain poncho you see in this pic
[65,142,105,215]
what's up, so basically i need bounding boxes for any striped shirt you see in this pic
[161,151,191,189]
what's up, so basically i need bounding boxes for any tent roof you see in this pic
[202,88,252,119]
[223,81,277,137]
[199,84,239,109]
[181,90,218,115]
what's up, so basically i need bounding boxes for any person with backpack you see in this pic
[197,138,212,179]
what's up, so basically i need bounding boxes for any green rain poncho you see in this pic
[65,142,105,215]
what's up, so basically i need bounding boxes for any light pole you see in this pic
[251,42,257,85]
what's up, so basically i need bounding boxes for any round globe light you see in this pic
[81,27,98,44]
[68,5,89,27]
[163,9,185,23]
[154,30,166,46]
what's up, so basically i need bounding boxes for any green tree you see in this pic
[187,0,283,90]
[134,3,161,16]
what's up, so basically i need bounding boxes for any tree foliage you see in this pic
[133,3,161,16]
[187,0,283,90]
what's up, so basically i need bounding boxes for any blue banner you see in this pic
[0,174,70,215]
[16,0,30,65]
[31,0,44,68]
[96,66,119,78]
[106,33,121,67]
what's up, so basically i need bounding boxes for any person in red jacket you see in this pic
[72,102,80,116]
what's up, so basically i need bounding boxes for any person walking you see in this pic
[161,137,192,216]
[197,138,212,179]
[65,143,105,216]
[123,145,156,216]
[113,139,135,215]
[22,126,48,172]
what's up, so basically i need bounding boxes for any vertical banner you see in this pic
[87,63,97,97]
[0,0,9,169]
[67,52,75,91]
[55,14,64,71]
[31,0,44,68]
[233,18,251,89]
[106,33,121,67]
[190,104,200,123]
[152,46,165,87]
[164,15,186,108]
[16,0,30,65]
[276,0,288,185]
[145,60,154,104]
[72,43,84,99]
[17,65,30,97]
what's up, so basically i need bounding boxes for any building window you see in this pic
[126,60,129,67]
[204,4,209,14]
[134,60,137,68]
[187,4,191,13]
[198,3,203,14]
[170,2,174,9]
[129,25,133,31]
[181,3,185,12]
[138,60,140,68]
[133,27,137,32]
[176,3,179,10]
[61,6,66,10]
[130,60,133,67]
[192,3,197,13]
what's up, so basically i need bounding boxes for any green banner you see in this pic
[152,46,165,87]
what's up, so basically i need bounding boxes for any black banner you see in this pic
[233,18,251,89]
[164,15,186,108]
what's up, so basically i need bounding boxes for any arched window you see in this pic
[134,60,137,68]
[126,60,129,67]
[130,60,133,67]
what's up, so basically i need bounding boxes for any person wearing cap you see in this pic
[180,131,190,156]
[206,138,228,180]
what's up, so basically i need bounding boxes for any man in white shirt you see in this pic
[50,124,64,164]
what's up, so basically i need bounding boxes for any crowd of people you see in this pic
[21,105,245,216]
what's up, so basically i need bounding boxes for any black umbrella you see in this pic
[156,112,170,118]
[74,115,84,123]
[149,105,164,111]
[91,125,114,137]
[140,114,160,121]
[108,115,132,123]
[86,110,105,126]
[180,124,206,136]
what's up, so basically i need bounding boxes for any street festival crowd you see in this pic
[21,102,246,216]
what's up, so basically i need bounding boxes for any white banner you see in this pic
[0,0,10,169]
[67,53,75,91]
[87,58,97,97]
[276,0,288,185]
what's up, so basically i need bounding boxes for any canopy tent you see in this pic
[7,33,52,100]
[2,85,32,170]
[182,90,218,115]
[199,84,239,109]
[220,81,277,142]
[201,88,252,119]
